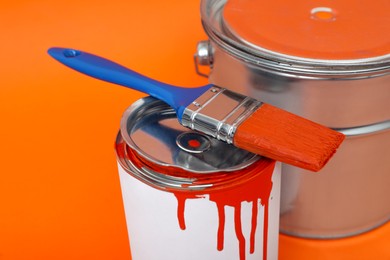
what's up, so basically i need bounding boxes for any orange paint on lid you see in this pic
[223,0,390,60]
[187,139,201,148]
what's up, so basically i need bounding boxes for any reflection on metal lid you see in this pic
[222,0,390,60]
[120,97,258,173]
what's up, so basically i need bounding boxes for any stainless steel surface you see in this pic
[209,49,390,128]
[117,96,260,191]
[280,129,390,238]
[199,0,390,238]
[200,0,390,74]
[194,40,213,77]
[335,120,390,137]
[195,40,213,66]
[182,86,262,144]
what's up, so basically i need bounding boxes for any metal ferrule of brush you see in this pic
[181,86,262,144]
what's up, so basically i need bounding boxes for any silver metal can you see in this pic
[115,97,281,260]
[197,0,390,238]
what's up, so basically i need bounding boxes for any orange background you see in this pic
[0,1,389,259]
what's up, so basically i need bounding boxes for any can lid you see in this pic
[119,97,259,174]
[222,0,390,60]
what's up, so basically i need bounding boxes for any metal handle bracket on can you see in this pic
[194,40,213,77]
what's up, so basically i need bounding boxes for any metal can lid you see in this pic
[118,97,259,174]
[201,0,390,73]
[222,0,390,61]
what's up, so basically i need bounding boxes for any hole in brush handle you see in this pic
[63,49,81,58]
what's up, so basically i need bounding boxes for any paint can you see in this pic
[115,96,281,260]
[196,0,390,238]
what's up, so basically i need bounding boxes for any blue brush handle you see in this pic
[47,47,211,119]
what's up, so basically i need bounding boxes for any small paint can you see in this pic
[115,97,281,260]
[196,0,390,238]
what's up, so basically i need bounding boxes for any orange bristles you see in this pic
[234,104,345,172]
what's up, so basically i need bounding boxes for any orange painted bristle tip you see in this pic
[234,104,345,172]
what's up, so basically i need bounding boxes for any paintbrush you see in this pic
[47,47,345,172]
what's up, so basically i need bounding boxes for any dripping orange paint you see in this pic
[117,137,276,260]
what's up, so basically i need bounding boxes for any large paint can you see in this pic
[115,97,281,259]
[196,0,390,238]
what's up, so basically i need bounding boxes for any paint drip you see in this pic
[117,139,275,260]
[173,164,274,260]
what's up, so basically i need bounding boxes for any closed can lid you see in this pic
[223,0,390,61]
[201,0,390,73]
[116,97,271,191]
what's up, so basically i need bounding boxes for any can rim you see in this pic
[200,0,390,76]
[116,132,275,192]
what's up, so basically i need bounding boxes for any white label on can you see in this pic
[118,162,281,260]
